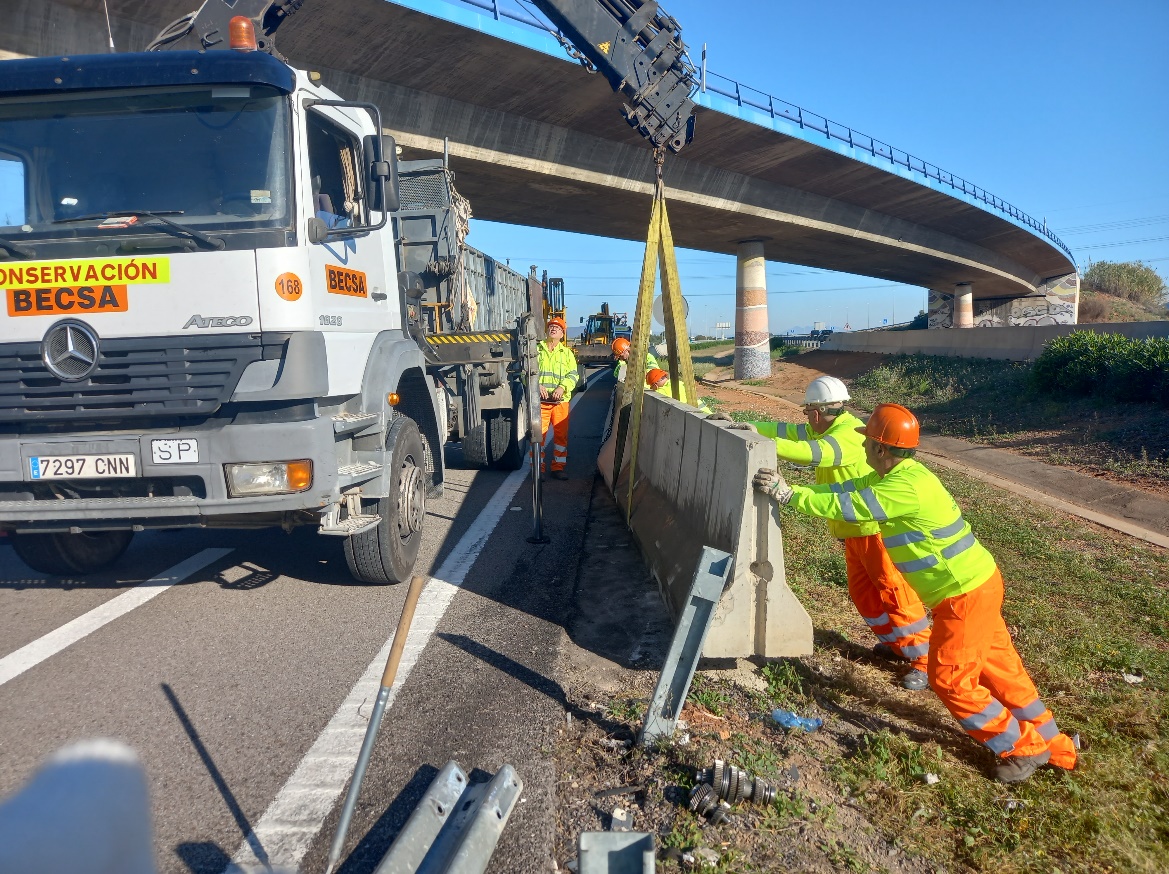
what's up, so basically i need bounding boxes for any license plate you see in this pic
[151,438,199,464]
[29,454,136,480]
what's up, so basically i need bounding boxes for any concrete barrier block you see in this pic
[622,393,812,659]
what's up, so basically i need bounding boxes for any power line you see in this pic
[1076,235,1169,251]
[1056,214,1169,235]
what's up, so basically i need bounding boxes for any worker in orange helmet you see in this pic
[611,337,659,383]
[646,368,710,413]
[536,316,579,480]
[713,376,931,691]
[753,403,1078,783]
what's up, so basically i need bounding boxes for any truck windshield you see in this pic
[0,85,291,250]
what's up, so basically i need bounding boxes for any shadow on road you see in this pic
[161,683,267,872]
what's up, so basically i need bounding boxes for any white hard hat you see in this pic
[804,375,850,406]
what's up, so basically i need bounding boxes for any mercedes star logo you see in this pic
[41,319,100,382]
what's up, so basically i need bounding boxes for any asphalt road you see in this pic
[0,371,615,874]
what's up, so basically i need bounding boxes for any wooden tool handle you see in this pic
[380,573,427,689]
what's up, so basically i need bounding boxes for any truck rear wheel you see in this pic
[487,403,528,471]
[10,530,134,576]
[344,417,427,584]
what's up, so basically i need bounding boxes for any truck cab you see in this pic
[0,49,445,583]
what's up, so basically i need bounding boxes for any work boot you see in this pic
[872,642,908,662]
[551,469,568,481]
[900,669,929,691]
[993,748,1051,784]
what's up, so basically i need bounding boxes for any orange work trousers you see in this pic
[845,534,931,672]
[539,401,570,472]
[929,568,1077,768]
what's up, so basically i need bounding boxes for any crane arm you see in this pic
[530,0,698,153]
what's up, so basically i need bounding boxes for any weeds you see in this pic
[761,660,807,708]
[687,675,731,716]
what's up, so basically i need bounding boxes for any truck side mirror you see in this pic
[365,133,400,214]
[306,216,330,244]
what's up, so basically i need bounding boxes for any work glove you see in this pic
[753,467,793,504]
[706,412,734,421]
[728,422,758,433]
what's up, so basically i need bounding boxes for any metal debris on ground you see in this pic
[577,832,655,874]
[695,759,776,805]
[688,784,732,824]
[694,847,721,868]
[609,806,632,832]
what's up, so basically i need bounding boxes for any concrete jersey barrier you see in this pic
[600,391,813,659]
[820,321,1169,360]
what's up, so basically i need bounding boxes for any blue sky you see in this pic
[463,0,1169,334]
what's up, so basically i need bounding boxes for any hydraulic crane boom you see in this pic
[529,0,698,153]
[148,0,699,153]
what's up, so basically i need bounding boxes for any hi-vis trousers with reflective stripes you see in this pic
[930,569,1077,768]
[539,401,570,472]
[845,534,931,672]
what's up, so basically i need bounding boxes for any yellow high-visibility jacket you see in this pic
[749,410,876,539]
[613,351,659,382]
[537,340,579,403]
[787,458,997,608]
[653,379,710,414]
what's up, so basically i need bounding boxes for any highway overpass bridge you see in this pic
[2,0,1078,374]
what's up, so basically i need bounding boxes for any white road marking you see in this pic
[225,369,605,873]
[0,548,233,688]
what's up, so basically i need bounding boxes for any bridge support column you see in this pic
[735,241,770,379]
[954,282,974,328]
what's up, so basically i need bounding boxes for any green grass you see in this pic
[779,461,1169,872]
[847,353,1169,485]
[687,674,731,716]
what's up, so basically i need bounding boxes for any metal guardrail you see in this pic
[423,0,1075,263]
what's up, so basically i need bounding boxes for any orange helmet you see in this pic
[612,337,630,356]
[546,316,566,334]
[857,403,920,448]
[646,368,669,388]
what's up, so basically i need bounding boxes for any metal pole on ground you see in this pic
[323,572,428,874]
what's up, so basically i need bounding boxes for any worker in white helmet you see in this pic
[709,375,932,690]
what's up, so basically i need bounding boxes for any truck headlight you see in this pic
[225,460,313,497]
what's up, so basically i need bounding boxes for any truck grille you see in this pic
[0,334,270,425]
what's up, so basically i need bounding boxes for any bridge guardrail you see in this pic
[433,0,1074,262]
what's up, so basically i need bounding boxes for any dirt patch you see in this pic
[551,660,940,874]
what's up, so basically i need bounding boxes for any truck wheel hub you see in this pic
[397,459,425,538]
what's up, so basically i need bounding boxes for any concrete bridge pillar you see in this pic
[735,241,770,379]
[954,283,974,328]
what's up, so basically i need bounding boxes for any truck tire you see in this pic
[344,416,427,584]
[10,530,134,576]
[487,406,528,470]
[462,422,489,468]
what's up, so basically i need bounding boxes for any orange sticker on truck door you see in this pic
[325,265,368,297]
[6,285,128,316]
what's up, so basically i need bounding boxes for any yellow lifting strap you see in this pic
[612,160,698,516]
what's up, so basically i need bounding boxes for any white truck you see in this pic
[0,0,699,582]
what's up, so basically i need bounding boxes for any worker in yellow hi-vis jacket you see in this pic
[753,403,1078,784]
[711,376,931,691]
[537,316,578,480]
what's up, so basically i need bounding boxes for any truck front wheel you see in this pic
[344,416,427,584]
[9,530,134,576]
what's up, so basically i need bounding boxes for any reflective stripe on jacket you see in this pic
[787,458,997,607]
[751,410,876,539]
[613,351,659,381]
[538,341,579,402]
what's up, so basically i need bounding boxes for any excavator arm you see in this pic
[148,0,698,153]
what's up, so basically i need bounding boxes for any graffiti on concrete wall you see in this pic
[928,289,954,328]
[928,273,1078,328]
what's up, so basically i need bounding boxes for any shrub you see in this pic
[1076,293,1111,323]
[1083,261,1167,308]
[1032,331,1169,406]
